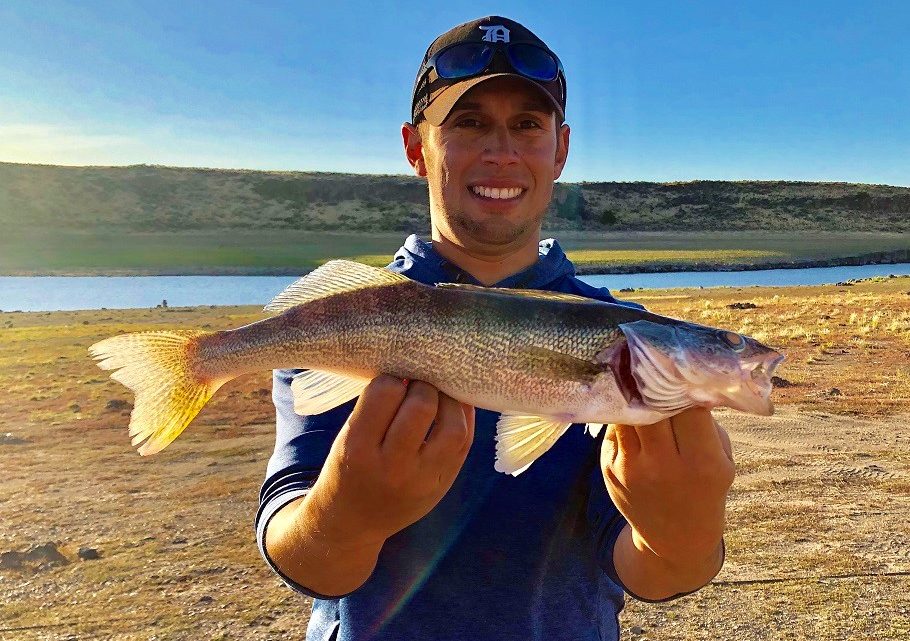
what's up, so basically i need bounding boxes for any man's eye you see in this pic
[517,120,542,129]
[455,118,482,128]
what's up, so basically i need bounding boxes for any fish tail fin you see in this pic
[89,330,226,455]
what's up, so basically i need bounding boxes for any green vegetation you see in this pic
[555,230,910,263]
[0,230,406,273]
[2,229,907,275]
[566,248,785,266]
[2,162,909,234]
[1,162,908,274]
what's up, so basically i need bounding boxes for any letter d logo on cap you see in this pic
[479,25,510,43]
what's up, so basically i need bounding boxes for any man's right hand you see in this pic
[264,375,475,596]
[310,374,475,544]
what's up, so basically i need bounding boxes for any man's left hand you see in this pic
[602,407,734,590]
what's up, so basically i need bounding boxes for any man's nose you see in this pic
[481,126,518,165]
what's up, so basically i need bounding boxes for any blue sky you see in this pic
[1,1,907,185]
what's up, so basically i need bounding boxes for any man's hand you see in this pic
[265,375,475,596]
[310,375,476,545]
[602,407,734,600]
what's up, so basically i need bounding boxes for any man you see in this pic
[257,16,734,640]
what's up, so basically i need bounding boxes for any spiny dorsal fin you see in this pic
[436,283,599,305]
[265,260,410,314]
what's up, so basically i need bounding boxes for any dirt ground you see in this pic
[1,276,908,640]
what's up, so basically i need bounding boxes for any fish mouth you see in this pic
[732,351,785,415]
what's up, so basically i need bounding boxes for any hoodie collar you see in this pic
[387,234,576,289]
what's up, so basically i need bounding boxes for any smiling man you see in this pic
[403,74,569,284]
[257,16,734,641]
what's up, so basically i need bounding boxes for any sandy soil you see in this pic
[1,276,908,640]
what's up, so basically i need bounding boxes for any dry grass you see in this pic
[662,276,910,417]
[566,248,786,266]
[1,277,909,639]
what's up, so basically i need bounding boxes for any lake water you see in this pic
[2,263,909,312]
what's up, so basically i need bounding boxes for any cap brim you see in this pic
[421,73,565,126]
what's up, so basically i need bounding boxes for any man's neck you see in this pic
[430,233,540,286]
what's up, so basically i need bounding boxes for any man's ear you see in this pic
[402,122,427,177]
[553,122,570,181]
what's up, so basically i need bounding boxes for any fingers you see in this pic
[601,424,618,466]
[346,375,409,447]
[421,394,473,462]
[633,417,677,455]
[601,425,633,495]
[670,407,723,457]
[461,403,476,450]
[382,380,439,454]
[717,423,734,463]
[610,422,641,457]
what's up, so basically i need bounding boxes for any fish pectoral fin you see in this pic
[494,413,574,476]
[265,260,411,314]
[436,283,597,305]
[290,370,370,415]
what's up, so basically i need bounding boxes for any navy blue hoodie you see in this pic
[257,235,648,641]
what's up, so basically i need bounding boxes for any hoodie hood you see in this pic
[387,234,576,289]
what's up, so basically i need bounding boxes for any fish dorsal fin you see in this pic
[494,413,574,476]
[291,369,370,415]
[265,260,410,314]
[435,283,598,305]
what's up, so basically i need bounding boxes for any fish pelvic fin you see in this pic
[494,413,574,476]
[264,260,411,314]
[89,330,225,455]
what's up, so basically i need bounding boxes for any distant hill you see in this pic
[2,162,909,233]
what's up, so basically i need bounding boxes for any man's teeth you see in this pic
[471,186,524,199]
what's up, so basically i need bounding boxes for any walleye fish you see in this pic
[89,260,784,475]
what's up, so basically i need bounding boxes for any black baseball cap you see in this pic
[411,16,566,126]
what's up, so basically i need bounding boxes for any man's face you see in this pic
[404,76,570,255]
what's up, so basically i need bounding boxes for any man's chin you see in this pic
[452,213,539,248]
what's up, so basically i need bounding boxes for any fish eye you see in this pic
[720,330,746,352]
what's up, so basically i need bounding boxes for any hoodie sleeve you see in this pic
[255,368,356,597]
[585,435,630,588]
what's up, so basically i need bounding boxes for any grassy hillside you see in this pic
[3,162,909,233]
[2,230,908,276]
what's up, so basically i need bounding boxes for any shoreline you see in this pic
[574,248,910,275]
[1,249,908,278]
[2,272,907,316]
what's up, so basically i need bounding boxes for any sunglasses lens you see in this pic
[506,44,559,81]
[436,43,493,79]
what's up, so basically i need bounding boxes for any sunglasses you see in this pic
[424,41,563,84]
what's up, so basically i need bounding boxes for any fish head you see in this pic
[614,319,785,416]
